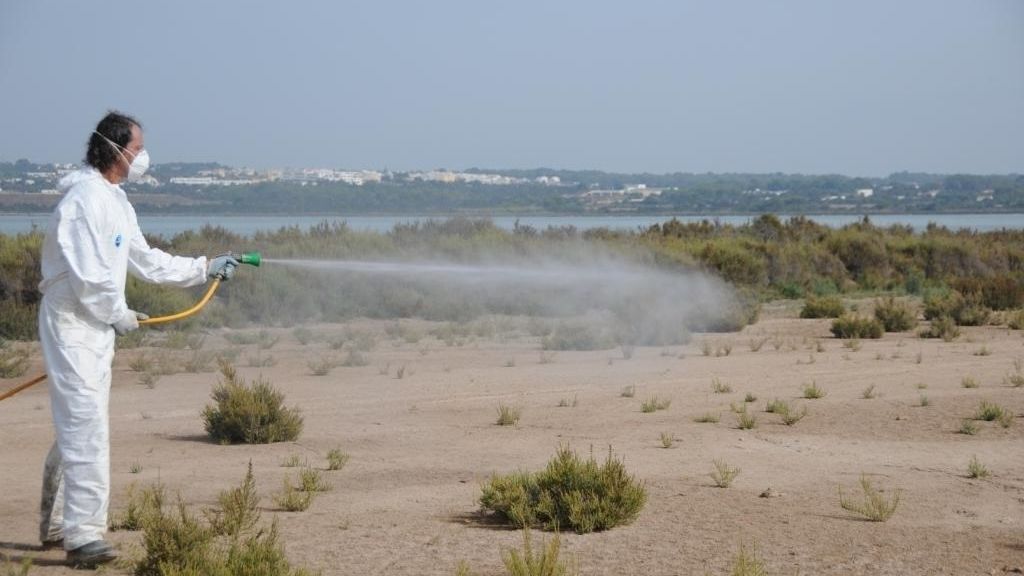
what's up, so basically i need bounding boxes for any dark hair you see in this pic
[85,111,142,172]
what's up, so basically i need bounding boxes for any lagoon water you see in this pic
[1,213,1021,237]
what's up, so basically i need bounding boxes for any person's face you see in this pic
[117,124,145,178]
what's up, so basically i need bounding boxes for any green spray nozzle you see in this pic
[237,252,262,267]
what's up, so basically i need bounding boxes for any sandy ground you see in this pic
[2,303,1023,575]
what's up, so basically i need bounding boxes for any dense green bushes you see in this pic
[480,446,646,533]
[800,295,845,319]
[1,216,1022,340]
[830,315,884,339]
[873,297,917,332]
[202,362,303,444]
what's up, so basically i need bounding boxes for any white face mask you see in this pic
[94,130,150,181]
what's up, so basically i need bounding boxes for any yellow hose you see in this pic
[0,279,223,402]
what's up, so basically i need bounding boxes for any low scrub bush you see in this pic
[202,361,304,444]
[0,340,29,378]
[479,446,647,533]
[924,290,991,326]
[838,474,900,522]
[831,315,883,339]
[919,315,960,341]
[1007,309,1024,330]
[873,297,916,332]
[800,295,845,319]
[130,465,316,576]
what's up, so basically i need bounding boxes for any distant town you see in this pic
[1,159,1021,215]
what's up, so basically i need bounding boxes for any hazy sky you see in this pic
[1,1,1021,175]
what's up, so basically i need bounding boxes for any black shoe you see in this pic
[40,538,63,550]
[66,540,118,568]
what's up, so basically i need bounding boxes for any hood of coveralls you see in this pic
[57,167,107,195]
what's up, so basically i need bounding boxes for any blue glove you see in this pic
[208,254,240,281]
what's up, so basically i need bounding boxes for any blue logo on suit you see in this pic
[114,234,122,247]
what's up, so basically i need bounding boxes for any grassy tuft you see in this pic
[710,460,740,488]
[838,474,900,522]
[729,543,768,576]
[659,432,675,449]
[959,419,979,435]
[802,382,826,399]
[480,446,647,533]
[694,412,720,423]
[861,384,878,399]
[736,411,757,430]
[967,455,990,479]
[501,529,577,576]
[620,385,635,398]
[961,376,979,389]
[711,377,732,394]
[640,396,671,413]
[497,403,522,426]
[273,477,315,512]
[0,342,31,378]
[326,447,350,471]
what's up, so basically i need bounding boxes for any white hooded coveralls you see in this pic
[38,167,208,549]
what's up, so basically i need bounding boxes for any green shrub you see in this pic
[479,446,647,533]
[919,315,960,341]
[800,295,845,319]
[873,297,916,332]
[0,340,29,378]
[924,290,991,326]
[1006,309,1024,330]
[202,361,303,444]
[830,315,883,339]
[0,300,37,341]
[952,274,1024,311]
[273,477,315,512]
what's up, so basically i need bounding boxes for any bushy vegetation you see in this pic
[0,339,29,378]
[2,216,1022,340]
[132,471,315,576]
[830,315,884,339]
[479,446,647,533]
[873,297,917,332]
[202,361,304,444]
[800,295,845,319]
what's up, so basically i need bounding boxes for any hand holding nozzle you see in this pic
[208,253,240,281]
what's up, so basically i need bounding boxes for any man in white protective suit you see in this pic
[36,111,238,568]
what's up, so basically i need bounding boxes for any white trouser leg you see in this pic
[39,441,65,543]
[39,299,115,550]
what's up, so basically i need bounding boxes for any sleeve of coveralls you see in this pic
[125,204,208,287]
[55,200,131,325]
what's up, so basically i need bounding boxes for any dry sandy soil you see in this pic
[2,303,1023,575]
